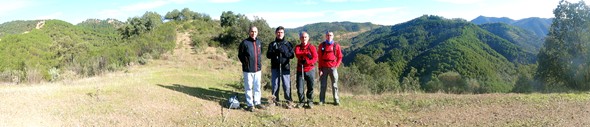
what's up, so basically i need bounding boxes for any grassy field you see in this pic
[1,33,590,126]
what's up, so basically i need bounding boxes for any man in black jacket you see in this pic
[238,26,265,112]
[266,26,294,109]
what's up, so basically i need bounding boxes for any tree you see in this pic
[142,12,163,31]
[164,9,181,21]
[180,8,197,21]
[220,11,239,27]
[536,0,590,90]
[401,67,420,92]
[119,12,163,38]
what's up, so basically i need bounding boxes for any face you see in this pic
[249,27,258,39]
[325,32,334,42]
[276,29,285,40]
[299,33,309,45]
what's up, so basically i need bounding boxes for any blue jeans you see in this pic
[243,71,262,107]
[296,68,315,103]
[319,67,339,103]
[271,69,292,102]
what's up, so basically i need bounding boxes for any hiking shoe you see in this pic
[307,102,313,109]
[255,104,267,110]
[246,106,254,112]
[295,103,305,108]
[335,100,340,106]
[318,102,325,106]
[285,102,293,109]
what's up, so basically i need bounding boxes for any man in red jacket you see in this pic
[294,31,318,108]
[318,31,343,106]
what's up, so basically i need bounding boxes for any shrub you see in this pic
[513,75,533,93]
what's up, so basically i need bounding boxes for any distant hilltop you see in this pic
[471,16,552,37]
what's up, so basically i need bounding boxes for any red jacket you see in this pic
[295,43,318,72]
[318,42,343,68]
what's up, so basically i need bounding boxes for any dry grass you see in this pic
[2,32,590,126]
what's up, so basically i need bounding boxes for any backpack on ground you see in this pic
[227,94,240,109]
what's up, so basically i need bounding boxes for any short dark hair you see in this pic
[325,31,333,35]
[276,26,285,32]
[249,26,257,32]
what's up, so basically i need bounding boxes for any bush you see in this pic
[512,75,533,93]
[25,68,43,83]
[479,81,513,93]
[0,70,24,84]
[437,71,466,93]
[464,78,481,93]
[48,67,60,82]
[424,76,443,92]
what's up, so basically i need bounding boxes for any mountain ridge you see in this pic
[471,16,552,37]
[343,15,537,91]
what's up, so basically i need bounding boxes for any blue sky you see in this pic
[0,0,586,28]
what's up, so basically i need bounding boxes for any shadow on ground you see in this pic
[157,83,270,108]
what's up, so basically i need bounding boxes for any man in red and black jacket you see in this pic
[238,26,265,112]
[318,31,343,106]
[294,31,318,108]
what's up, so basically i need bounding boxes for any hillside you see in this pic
[285,21,382,46]
[479,23,543,53]
[76,19,124,35]
[0,19,175,83]
[471,16,515,24]
[343,15,537,92]
[471,16,552,37]
[511,17,552,37]
[0,20,42,38]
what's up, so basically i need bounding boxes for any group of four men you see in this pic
[237,26,343,112]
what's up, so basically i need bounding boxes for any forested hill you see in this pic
[76,19,125,35]
[479,23,543,53]
[0,20,43,38]
[342,15,536,93]
[471,16,552,37]
[285,21,382,46]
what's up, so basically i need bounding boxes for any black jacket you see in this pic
[238,37,262,72]
[266,38,294,72]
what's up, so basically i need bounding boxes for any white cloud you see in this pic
[334,7,401,19]
[435,0,485,4]
[248,12,325,20]
[302,0,318,5]
[247,12,325,28]
[37,12,64,20]
[121,1,169,11]
[325,0,348,2]
[251,7,406,28]
[0,1,31,16]
[209,0,241,3]
[324,0,369,2]
[96,0,191,21]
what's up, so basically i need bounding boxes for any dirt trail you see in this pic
[36,20,45,29]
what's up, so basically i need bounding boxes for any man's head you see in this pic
[275,26,285,40]
[325,31,334,42]
[299,31,309,45]
[249,26,258,39]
